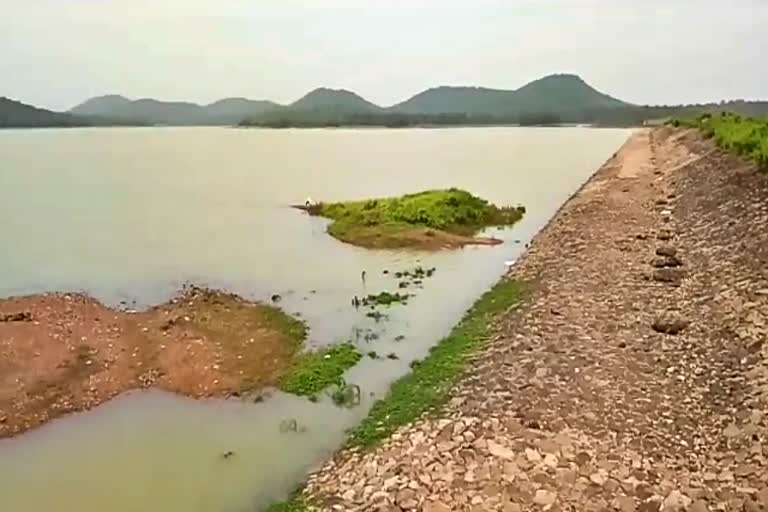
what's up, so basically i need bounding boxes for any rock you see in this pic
[638,500,662,512]
[657,230,674,241]
[614,495,637,512]
[590,473,607,486]
[652,315,690,335]
[424,501,452,512]
[661,490,691,511]
[543,453,558,468]
[689,500,709,512]
[533,490,557,507]
[655,245,678,258]
[395,488,419,510]
[652,268,686,284]
[525,448,543,463]
[734,464,756,477]
[0,311,32,322]
[651,256,683,268]
[488,440,516,460]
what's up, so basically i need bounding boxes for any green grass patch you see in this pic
[265,496,311,512]
[348,279,524,448]
[681,112,768,168]
[310,188,525,249]
[279,343,363,396]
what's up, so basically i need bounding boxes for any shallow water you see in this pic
[0,126,630,511]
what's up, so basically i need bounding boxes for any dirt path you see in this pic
[301,128,768,511]
[0,287,305,438]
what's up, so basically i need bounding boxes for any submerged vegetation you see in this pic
[279,343,362,396]
[307,188,525,249]
[348,279,524,448]
[681,113,768,167]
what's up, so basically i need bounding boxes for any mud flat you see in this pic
[0,286,306,438]
[280,127,768,511]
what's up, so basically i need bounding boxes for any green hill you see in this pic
[390,74,628,116]
[0,97,88,128]
[70,95,279,125]
[288,88,382,114]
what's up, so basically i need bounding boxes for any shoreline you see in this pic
[273,127,768,510]
[0,286,306,438]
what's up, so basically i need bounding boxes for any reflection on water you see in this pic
[0,127,630,511]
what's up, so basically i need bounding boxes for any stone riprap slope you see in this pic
[299,127,768,511]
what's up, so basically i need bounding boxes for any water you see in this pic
[0,126,630,511]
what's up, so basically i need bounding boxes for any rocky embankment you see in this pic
[298,128,768,511]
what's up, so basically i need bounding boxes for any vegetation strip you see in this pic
[279,342,362,396]
[305,188,525,249]
[349,278,523,447]
[266,279,524,510]
[678,113,768,167]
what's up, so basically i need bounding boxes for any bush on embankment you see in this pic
[676,113,768,168]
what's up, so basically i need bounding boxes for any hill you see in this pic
[0,97,88,128]
[70,95,279,125]
[288,88,381,114]
[12,73,768,129]
[390,74,628,116]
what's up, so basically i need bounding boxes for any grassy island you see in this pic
[304,188,525,249]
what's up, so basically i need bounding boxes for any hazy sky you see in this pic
[2,1,766,110]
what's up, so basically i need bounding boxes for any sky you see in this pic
[2,0,766,111]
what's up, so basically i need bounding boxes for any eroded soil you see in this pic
[0,286,305,438]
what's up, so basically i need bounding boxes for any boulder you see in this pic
[652,315,690,335]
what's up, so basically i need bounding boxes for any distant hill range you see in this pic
[0,96,148,128]
[70,95,279,126]
[3,74,768,128]
[1,97,87,128]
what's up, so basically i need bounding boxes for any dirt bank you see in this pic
[294,128,768,511]
[0,286,305,438]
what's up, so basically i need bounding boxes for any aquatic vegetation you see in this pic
[348,279,524,448]
[279,343,363,396]
[362,291,410,306]
[279,418,299,433]
[394,266,436,279]
[684,113,768,167]
[330,381,361,408]
[365,311,387,322]
[308,189,526,249]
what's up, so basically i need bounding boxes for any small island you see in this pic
[299,188,525,249]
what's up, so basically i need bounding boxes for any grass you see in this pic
[677,112,768,167]
[309,188,526,249]
[347,278,524,448]
[279,342,363,396]
[265,496,311,512]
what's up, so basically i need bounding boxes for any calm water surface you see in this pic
[0,127,630,512]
